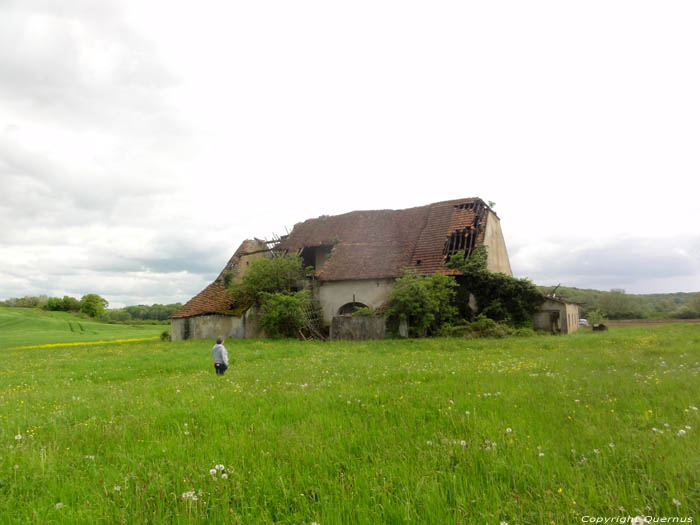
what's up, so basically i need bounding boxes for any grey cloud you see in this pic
[0,3,177,125]
[510,236,700,291]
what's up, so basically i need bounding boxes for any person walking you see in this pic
[212,337,229,375]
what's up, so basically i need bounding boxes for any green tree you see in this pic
[229,255,305,306]
[258,291,311,338]
[386,271,457,337]
[80,294,108,318]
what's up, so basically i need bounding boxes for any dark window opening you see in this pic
[415,259,422,266]
[300,245,333,271]
[337,302,369,315]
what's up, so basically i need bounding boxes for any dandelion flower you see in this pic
[672,498,681,507]
[221,473,228,479]
[215,464,225,471]
[538,453,545,457]
[209,468,217,476]
[460,440,467,447]
[55,503,64,509]
[678,430,686,436]
[684,425,691,430]
[426,440,433,446]
[506,428,512,433]
[609,442,615,448]
[465,411,470,415]
[593,449,600,454]
[14,434,22,441]
[114,485,121,492]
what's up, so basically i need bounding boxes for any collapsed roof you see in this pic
[278,197,491,280]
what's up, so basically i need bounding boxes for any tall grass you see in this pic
[0,306,163,349]
[1,325,698,523]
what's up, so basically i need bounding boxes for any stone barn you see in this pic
[533,297,581,335]
[170,197,513,340]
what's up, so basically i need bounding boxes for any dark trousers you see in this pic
[214,363,228,375]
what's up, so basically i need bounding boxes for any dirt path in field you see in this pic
[605,319,700,326]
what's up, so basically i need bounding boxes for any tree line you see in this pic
[0,295,181,322]
[538,286,700,320]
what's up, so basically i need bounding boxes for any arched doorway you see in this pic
[337,302,369,315]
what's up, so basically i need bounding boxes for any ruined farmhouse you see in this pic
[170,197,513,341]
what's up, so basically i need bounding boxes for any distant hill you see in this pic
[537,285,700,320]
[0,307,164,349]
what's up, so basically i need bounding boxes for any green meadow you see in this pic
[0,306,164,349]
[1,317,699,523]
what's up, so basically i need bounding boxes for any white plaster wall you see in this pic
[483,210,513,276]
[317,279,394,324]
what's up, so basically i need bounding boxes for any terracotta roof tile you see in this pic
[279,197,490,281]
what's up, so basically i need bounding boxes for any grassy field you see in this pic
[0,306,164,349]
[1,322,699,523]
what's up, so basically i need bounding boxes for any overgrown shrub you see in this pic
[446,247,542,327]
[160,330,171,342]
[386,271,457,337]
[438,315,535,338]
[258,291,311,338]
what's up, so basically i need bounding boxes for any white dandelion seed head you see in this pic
[538,453,545,457]
[609,442,615,448]
[14,434,22,441]
[55,502,64,509]
[215,464,225,471]
[593,449,600,454]
[114,485,121,492]
[631,517,648,525]
[465,411,470,415]
[460,440,467,447]
[678,429,686,436]
[506,428,512,433]
[684,425,691,430]
[221,473,228,479]
[426,440,433,446]
[672,498,681,506]
[209,468,217,476]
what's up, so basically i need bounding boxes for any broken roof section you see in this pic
[278,198,491,281]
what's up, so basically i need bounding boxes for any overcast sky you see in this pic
[1,0,699,308]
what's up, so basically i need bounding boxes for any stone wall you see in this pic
[170,308,263,341]
[330,316,387,340]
